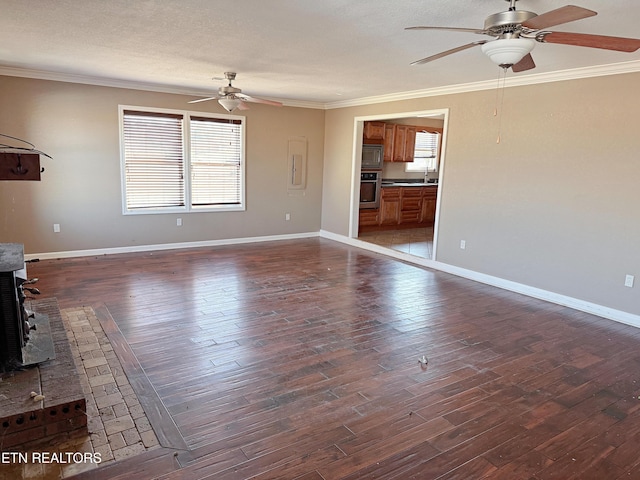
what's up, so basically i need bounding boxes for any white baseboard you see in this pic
[25,229,639,329]
[26,231,319,261]
[320,230,640,329]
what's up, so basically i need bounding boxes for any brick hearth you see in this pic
[0,298,87,449]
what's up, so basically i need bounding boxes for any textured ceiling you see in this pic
[0,0,639,106]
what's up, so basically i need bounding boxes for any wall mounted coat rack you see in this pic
[0,153,43,181]
[0,134,51,181]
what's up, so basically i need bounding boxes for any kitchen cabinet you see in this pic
[392,125,417,162]
[379,187,401,225]
[420,187,438,226]
[359,209,380,227]
[405,127,416,162]
[400,187,422,224]
[363,121,385,143]
[364,121,418,163]
[359,185,438,232]
[383,123,395,162]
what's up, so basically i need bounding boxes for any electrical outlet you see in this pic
[285,213,291,221]
[177,218,182,227]
[53,224,60,233]
[460,240,466,250]
[625,274,635,288]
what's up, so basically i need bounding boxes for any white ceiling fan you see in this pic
[407,0,640,72]
[189,72,283,112]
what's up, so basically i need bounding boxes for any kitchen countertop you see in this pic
[381,182,438,187]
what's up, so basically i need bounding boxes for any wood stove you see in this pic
[0,243,54,369]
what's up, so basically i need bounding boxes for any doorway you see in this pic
[350,109,449,261]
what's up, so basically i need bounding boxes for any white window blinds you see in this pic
[407,130,441,172]
[123,111,185,210]
[121,107,245,214]
[190,117,243,206]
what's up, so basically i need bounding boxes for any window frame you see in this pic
[119,105,246,215]
[405,129,441,173]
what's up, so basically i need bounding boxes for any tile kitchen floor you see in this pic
[359,227,433,258]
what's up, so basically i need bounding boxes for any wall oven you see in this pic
[360,171,381,209]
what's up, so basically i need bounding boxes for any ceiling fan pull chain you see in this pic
[496,66,508,144]
[493,67,502,117]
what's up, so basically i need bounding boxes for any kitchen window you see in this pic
[406,130,440,173]
[119,106,245,214]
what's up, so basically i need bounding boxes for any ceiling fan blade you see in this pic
[237,101,250,111]
[522,5,596,30]
[188,96,219,104]
[237,93,283,107]
[410,41,487,66]
[511,53,536,73]
[405,26,488,35]
[540,31,640,52]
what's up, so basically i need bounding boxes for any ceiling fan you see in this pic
[189,72,283,112]
[407,0,640,72]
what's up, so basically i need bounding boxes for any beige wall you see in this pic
[2,73,639,317]
[0,76,325,253]
[321,73,640,316]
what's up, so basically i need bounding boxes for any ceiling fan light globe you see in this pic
[481,38,535,67]
[218,97,242,112]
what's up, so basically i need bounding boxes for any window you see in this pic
[405,130,441,173]
[120,106,245,214]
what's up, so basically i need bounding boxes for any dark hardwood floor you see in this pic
[23,238,640,479]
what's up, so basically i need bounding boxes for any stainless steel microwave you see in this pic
[362,144,383,170]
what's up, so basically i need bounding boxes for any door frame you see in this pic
[349,108,450,261]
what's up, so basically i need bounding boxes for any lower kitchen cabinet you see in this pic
[359,185,438,232]
[380,187,401,225]
[421,187,437,225]
[359,209,380,227]
[400,187,422,224]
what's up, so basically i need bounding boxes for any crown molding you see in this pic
[0,65,325,110]
[2,60,639,111]
[0,65,198,95]
[323,59,640,109]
